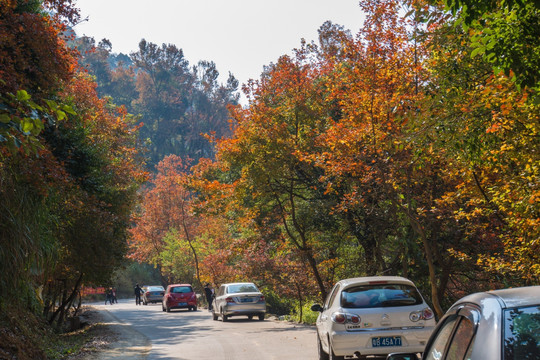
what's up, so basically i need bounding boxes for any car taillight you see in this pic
[332,313,346,324]
[258,295,265,302]
[410,307,434,322]
[226,297,235,303]
[422,307,434,320]
[331,312,360,324]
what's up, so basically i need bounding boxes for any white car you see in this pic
[311,276,436,360]
[387,285,540,360]
[212,282,266,321]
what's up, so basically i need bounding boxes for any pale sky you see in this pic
[73,0,365,93]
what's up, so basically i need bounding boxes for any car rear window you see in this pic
[227,284,259,294]
[171,286,192,293]
[341,283,423,308]
[503,305,540,360]
[148,286,164,291]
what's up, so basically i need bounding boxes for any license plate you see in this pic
[240,298,252,303]
[178,302,187,306]
[372,336,402,347]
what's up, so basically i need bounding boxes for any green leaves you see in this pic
[0,90,78,155]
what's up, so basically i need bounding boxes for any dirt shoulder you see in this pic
[71,305,151,360]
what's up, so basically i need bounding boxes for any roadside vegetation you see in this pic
[1,0,538,357]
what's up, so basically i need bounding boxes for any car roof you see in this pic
[456,285,540,309]
[168,284,192,287]
[223,282,256,286]
[336,276,416,288]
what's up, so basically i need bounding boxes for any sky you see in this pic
[73,0,365,94]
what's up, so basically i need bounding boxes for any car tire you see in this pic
[220,308,228,322]
[328,336,344,360]
[258,314,264,321]
[317,335,329,360]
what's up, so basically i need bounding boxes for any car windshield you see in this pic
[171,286,192,293]
[341,283,423,308]
[503,305,540,360]
[227,284,259,294]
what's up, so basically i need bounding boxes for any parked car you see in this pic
[141,285,165,305]
[212,282,266,321]
[386,285,540,360]
[162,284,197,312]
[311,276,436,360]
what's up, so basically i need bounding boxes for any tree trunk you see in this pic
[49,273,83,327]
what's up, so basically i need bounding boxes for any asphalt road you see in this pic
[90,299,318,360]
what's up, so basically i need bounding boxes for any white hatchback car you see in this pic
[311,276,436,360]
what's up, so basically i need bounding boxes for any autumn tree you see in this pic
[413,0,540,283]
[1,1,146,331]
[130,155,206,287]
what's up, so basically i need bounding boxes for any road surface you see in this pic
[90,299,318,360]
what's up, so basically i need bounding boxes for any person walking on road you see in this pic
[105,288,113,305]
[204,283,214,311]
[134,284,143,305]
[112,287,118,303]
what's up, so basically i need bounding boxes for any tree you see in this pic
[435,0,540,91]
[415,2,540,282]
[130,155,204,287]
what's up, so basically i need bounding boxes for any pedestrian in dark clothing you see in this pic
[134,284,143,305]
[204,283,214,311]
[112,287,118,303]
[105,288,113,305]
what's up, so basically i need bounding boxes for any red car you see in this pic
[162,284,197,312]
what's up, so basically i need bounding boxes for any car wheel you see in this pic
[328,336,344,360]
[317,335,329,360]
[258,314,264,321]
[220,308,228,322]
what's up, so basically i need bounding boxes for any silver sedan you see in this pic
[212,282,266,321]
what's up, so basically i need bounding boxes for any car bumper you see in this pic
[222,303,266,316]
[331,327,434,357]
[167,300,197,309]
[145,296,163,302]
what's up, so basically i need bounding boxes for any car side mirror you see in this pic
[311,304,323,312]
[386,353,421,360]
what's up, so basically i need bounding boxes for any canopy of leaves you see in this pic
[1,1,147,330]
